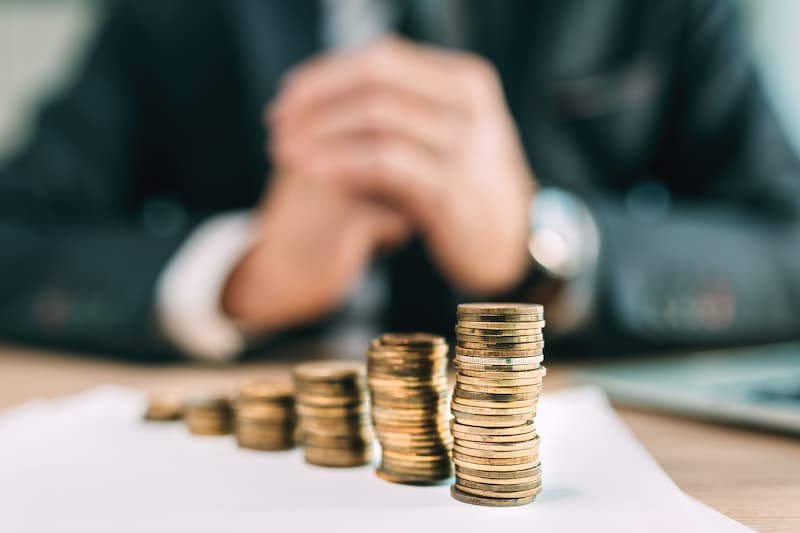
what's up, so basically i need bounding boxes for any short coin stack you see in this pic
[292,360,374,467]
[143,394,183,422]
[233,382,296,451]
[184,394,233,436]
[367,333,453,485]
[450,302,546,507]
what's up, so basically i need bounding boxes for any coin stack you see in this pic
[292,360,374,467]
[233,382,296,451]
[184,394,233,436]
[367,333,453,485]
[143,394,183,422]
[450,302,546,507]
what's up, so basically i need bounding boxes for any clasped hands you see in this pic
[224,36,536,330]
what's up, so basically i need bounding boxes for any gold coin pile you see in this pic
[184,394,233,436]
[233,382,296,451]
[367,333,453,485]
[450,302,546,507]
[292,360,374,467]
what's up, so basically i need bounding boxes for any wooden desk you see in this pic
[1,344,798,532]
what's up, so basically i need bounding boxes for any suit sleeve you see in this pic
[0,4,198,359]
[586,0,800,350]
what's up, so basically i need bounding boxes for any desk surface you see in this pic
[1,345,798,532]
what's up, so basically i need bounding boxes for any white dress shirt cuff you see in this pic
[156,211,257,363]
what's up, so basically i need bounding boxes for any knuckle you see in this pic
[362,91,389,128]
[371,141,396,180]
[359,47,387,81]
[458,55,500,95]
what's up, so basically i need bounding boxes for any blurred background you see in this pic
[1,0,800,161]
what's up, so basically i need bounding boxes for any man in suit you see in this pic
[1,0,799,362]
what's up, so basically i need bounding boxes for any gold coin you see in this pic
[456,482,541,499]
[452,451,537,466]
[450,395,537,409]
[451,428,535,443]
[457,477,542,492]
[456,340,544,351]
[382,450,451,463]
[458,367,547,380]
[184,394,231,409]
[379,332,446,347]
[450,411,534,427]
[368,376,448,387]
[455,331,544,342]
[455,382,543,395]
[450,485,535,507]
[452,389,539,402]
[457,338,544,348]
[379,461,452,475]
[454,346,545,358]
[296,403,369,417]
[292,360,366,381]
[457,313,543,323]
[457,303,543,315]
[455,374,543,387]
[454,353,543,365]
[455,326,543,337]
[454,444,539,460]
[294,393,367,408]
[143,395,183,421]
[450,401,535,416]
[453,456,539,472]
[304,448,373,468]
[369,340,448,354]
[380,454,452,468]
[457,320,545,330]
[456,463,541,479]
[451,419,533,434]
[237,381,294,402]
[457,471,541,486]
[455,436,540,453]
[454,361,543,373]
[456,338,543,348]
[376,466,452,485]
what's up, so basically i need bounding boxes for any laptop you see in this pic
[575,342,800,434]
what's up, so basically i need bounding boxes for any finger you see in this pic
[270,36,473,119]
[272,85,464,163]
[363,202,413,251]
[297,135,443,224]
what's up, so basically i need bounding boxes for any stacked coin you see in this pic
[184,394,233,436]
[292,360,374,467]
[450,302,546,507]
[233,382,296,451]
[143,394,183,422]
[367,333,453,485]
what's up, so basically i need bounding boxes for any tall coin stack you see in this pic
[233,382,296,451]
[450,303,546,507]
[367,333,453,485]
[292,360,374,467]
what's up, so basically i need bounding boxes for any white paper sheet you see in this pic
[0,386,751,533]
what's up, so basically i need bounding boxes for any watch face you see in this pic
[528,189,599,280]
[528,229,574,279]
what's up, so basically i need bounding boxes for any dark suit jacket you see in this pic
[1,0,799,360]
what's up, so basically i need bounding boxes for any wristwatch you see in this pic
[525,188,600,333]
[528,188,599,281]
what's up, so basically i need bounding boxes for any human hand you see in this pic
[222,171,408,330]
[269,36,535,295]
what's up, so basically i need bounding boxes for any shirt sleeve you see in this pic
[156,211,258,362]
